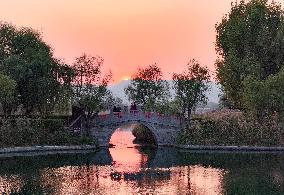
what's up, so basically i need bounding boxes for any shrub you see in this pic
[0,117,95,147]
[132,124,157,145]
[179,110,284,146]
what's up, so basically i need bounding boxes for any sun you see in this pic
[121,76,131,81]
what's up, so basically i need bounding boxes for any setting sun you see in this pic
[121,76,131,81]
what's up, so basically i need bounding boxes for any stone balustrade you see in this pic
[93,110,182,128]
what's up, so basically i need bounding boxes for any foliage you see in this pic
[243,67,284,119]
[132,124,157,145]
[218,93,235,109]
[0,73,17,115]
[0,117,95,147]
[72,53,112,134]
[179,110,284,146]
[102,92,123,110]
[0,22,74,115]
[172,59,210,126]
[215,0,284,110]
[72,54,112,114]
[125,64,170,111]
[155,98,182,116]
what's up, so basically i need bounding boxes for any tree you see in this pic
[72,54,111,135]
[0,73,17,115]
[215,0,284,109]
[52,63,76,115]
[125,64,170,111]
[172,59,210,127]
[156,98,182,116]
[243,68,284,120]
[0,22,74,115]
[218,93,235,109]
[102,92,123,111]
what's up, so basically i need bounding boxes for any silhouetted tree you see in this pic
[125,64,170,111]
[173,59,210,128]
[0,22,74,115]
[72,53,112,135]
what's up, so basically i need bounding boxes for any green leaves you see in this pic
[0,73,17,115]
[216,0,284,116]
[243,68,284,119]
[172,59,210,122]
[125,64,170,111]
[0,22,74,115]
[72,53,111,118]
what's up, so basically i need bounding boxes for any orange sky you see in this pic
[1,0,283,83]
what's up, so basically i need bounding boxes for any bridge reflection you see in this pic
[1,144,284,194]
[109,125,156,173]
[108,125,165,182]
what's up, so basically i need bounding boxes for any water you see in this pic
[0,125,284,194]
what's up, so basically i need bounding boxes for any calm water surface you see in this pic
[0,125,284,194]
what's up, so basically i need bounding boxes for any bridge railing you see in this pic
[93,110,182,128]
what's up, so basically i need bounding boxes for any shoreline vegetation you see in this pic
[179,109,284,147]
[1,110,284,156]
[2,109,284,153]
[0,117,96,148]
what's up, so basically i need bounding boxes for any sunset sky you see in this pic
[1,0,283,83]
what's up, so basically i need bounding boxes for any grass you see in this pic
[179,110,284,147]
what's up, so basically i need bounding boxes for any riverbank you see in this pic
[2,143,284,158]
[0,145,98,157]
[105,143,284,153]
[173,144,284,152]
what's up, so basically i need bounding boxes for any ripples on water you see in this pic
[0,124,284,194]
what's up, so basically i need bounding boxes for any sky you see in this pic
[1,0,283,83]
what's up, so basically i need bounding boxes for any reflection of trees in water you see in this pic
[109,126,158,172]
[0,152,108,194]
[1,149,284,194]
[108,145,173,185]
[134,148,284,194]
[177,151,284,194]
[109,169,171,182]
[136,145,157,163]
[0,152,110,175]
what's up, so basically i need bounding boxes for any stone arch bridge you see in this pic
[91,111,183,147]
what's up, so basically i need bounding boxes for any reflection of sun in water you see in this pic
[109,127,149,173]
[0,175,23,194]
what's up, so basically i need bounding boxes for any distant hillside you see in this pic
[108,80,131,104]
[108,80,222,105]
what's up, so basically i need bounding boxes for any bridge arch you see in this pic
[106,121,158,146]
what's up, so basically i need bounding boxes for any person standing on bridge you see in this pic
[113,106,118,113]
[123,105,128,113]
[133,102,137,110]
